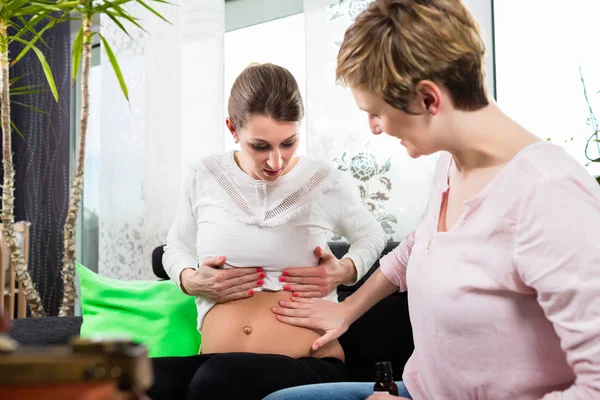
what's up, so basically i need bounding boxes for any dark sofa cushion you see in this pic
[9,316,83,346]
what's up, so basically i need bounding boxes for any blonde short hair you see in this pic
[336,0,489,113]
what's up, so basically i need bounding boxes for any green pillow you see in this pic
[77,263,200,358]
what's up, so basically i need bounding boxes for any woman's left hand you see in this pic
[280,246,356,298]
[366,394,410,400]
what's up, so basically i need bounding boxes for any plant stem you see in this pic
[0,19,46,317]
[58,14,92,317]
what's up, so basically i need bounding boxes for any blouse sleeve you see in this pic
[163,167,200,290]
[328,174,387,284]
[514,177,600,399]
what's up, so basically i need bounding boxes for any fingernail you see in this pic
[293,292,299,297]
[220,256,226,261]
[257,280,264,285]
[279,276,286,282]
[256,268,263,272]
[249,290,254,295]
[260,273,266,279]
[282,271,288,276]
[284,284,291,291]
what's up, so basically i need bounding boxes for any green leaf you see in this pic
[11,100,50,115]
[98,32,129,101]
[10,88,45,96]
[105,9,131,37]
[71,25,83,84]
[51,1,82,10]
[12,37,59,102]
[11,18,56,66]
[96,0,132,12]
[12,15,50,50]
[12,5,60,16]
[5,0,29,12]
[10,120,26,141]
[105,4,147,32]
[137,0,170,23]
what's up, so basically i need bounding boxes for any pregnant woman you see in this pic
[147,62,387,400]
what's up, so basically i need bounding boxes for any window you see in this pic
[494,0,600,175]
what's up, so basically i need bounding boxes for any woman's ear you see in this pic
[415,80,442,115]
[225,117,239,143]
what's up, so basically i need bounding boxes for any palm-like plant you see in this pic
[58,0,169,316]
[1,0,80,317]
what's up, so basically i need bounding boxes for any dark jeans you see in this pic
[146,352,346,400]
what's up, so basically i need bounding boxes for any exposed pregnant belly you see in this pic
[201,291,344,361]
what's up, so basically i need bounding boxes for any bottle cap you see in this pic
[375,361,393,374]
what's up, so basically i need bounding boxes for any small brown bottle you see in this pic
[373,361,399,395]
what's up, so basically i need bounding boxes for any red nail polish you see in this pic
[256,268,263,272]
[249,290,254,295]
[279,276,286,282]
[284,284,291,291]
[282,271,288,276]
[293,292,299,297]
[257,280,264,285]
[260,273,266,279]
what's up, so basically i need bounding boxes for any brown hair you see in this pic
[336,0,489,113]
[228,63,304,128]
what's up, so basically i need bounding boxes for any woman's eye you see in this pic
[369,114,379,119]
[282,141,296,148]
[251,144,269,151]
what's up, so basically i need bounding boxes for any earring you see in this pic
[234,138,240,144]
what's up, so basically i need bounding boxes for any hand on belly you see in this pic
[200,291,344,360]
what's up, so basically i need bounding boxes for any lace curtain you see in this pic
[96,0,494,279]
[304,0,494,241]
[98,0,225,279]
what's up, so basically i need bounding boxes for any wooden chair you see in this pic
[0,222,30,319]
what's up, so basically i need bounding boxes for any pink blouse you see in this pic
[380,141,600,399]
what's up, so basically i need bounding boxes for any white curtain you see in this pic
[98,0,225,279]
[95,0,496,279]
[304,0,436,241]
[302,0,495,241]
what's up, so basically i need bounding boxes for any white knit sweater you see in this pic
[163,151,387,330]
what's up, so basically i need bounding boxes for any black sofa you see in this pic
[9,241,414,383]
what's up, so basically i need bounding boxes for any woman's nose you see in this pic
[267,150,282,170]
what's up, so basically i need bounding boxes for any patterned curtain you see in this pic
[98,0,225,280]
[9,17,71,315]
[304,0,437,241]
[303,0,495,241]
[94,0,495,279]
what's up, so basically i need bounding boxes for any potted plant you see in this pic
[1,0,79,317]
[58,0,169,316]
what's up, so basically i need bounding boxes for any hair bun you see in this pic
[246,62,262,68]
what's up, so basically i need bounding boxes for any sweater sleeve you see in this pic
[379,228,416,292]
[380,152,450,292]
[329,174,387,284]
[163,167,200,291]
[514,177,600,400]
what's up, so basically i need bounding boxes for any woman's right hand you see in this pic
[272,297,352,351]
[180,256,265,303]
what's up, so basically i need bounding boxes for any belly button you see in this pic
[243,326,252,335]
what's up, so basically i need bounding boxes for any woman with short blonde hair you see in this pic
[268,1,600,399]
